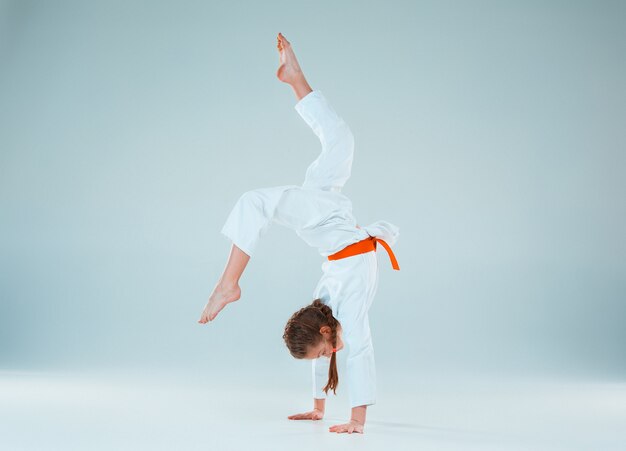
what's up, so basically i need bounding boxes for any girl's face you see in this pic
[305,324,344,359]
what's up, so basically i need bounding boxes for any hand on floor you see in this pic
[329,419,364,434]
[287,409,324,420]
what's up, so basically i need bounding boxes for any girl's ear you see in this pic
[320,325,331,335]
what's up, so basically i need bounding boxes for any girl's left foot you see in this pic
[276,32,305,85]
[198,283,241,323]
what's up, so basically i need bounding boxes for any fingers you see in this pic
[329,423,363,434]
[287,413,310,420]
[329,427,353,433]
[287,411,321,420]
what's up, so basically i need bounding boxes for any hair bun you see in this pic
[311,299,337,328]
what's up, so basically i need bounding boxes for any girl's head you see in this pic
[282,299,343,395]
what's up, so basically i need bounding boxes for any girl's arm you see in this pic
[328,313,375,434]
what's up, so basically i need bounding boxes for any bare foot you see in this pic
[198,283,241,324]
[276,32,305,84]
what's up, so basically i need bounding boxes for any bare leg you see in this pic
[276,32,313,101]
[198,244,250,324]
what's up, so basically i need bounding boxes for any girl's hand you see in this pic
[287,408,324,420]
[329,419,364,434]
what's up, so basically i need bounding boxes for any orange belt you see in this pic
[327,236,400,270]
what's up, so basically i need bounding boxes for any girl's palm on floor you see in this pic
[287,409,324,420]
[329,420,364,434]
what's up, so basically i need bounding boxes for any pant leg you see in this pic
[221,91,355,255]
[220,185,324,256]
[295,90,355,192]
[220,185,298,256]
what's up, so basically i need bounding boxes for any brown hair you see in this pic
[282,299,340,395]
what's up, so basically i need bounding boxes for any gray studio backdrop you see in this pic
[1,1,624,382]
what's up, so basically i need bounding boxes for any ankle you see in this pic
[289,72,307,88]
[293,80,313,101]
[217,280,240,292]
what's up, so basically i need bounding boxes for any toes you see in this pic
[278,32,290,46]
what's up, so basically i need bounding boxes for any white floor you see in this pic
[0,369,624,451]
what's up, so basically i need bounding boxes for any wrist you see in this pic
[350,404,367,425]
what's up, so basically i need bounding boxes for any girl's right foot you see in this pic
[198,283,241,323]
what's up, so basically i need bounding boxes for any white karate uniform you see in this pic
[220,90,399,409]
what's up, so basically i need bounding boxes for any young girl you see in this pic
[198,33,399,435]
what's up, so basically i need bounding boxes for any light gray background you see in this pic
[1,0,625,382]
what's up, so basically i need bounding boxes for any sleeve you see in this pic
[343,311,377,408]
[294,90,355,192]
[312,356,331,399]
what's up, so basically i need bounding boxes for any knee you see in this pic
[237,189,271,213]
[238,190,261,206]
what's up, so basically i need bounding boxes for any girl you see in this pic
[198,33,399,435]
